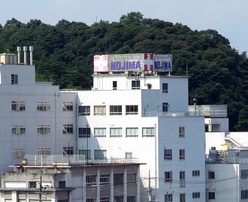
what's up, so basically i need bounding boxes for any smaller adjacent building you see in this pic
[0,155,142,202]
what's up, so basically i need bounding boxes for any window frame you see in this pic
[180,193,185,202]
[94,128,106,137]
[37,124,51,135]
[110,128,122,137]
[208,171,215,179]
[37,147,51,155]
[126,105,138,115]
[192,170,200,177]
[79,149,91,160]
[62,101,73,111]
[12,101,25,111]
[63,124,73,134]
[86,175,97,187]
[78,106,90,116]
[78,127,91,138]
[114,173,123,185]
[100,175,110,185]
[179,127,185,137]
[113,81,117,90]
[127,173,136,184]
[110,105,122,115]
[126,127,138,137]
[132,80,140,89]
[94,150,107,160]
[192,192,200,198]
[164,171,172,182]
[208,192,215,200]
[142,127,155,137]
[162,102,169,112]
[37,101,50,111]
[162,83,168,93]
[164,194,172,202]
[164,149,172,160]
[11,74,18,84]
[94,106,106,116]
[63,147,73,155]
[179,149,185,160]
[12,124,25,135]
[12,148,25,158]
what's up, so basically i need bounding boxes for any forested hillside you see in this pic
[0,12,248,131]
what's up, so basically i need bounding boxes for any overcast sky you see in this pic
[1,0,247,53]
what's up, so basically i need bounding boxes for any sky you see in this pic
[1,0,247,53]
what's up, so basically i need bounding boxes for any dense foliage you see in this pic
[0,12,248,131]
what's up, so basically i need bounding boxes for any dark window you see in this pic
[11,74,18,84]
[241,190,248,199]
[164,149,172,160]
[192,192,200,198]
[126,105,138,115]
[208,192,215,200]
[162,83,168,93]
[165,171,172,182]
[78,106,90,116]
[79,128,91,138]
[29,182,37,188]
[63,124,73,134]
[192,170,200,177]
[114,174,123,185]
[208,171,215,179]
[59,181,66,188]
[113,81,117,90]
[163,103,169,112]
[132,80,140,89]
[180,194,185,202]
[110,105,122,115]
[241,170,248,179]
[164,194,172,202]
[63,147,73,155]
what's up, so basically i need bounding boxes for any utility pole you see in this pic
[148,170,152,202]
[38,174,42,202]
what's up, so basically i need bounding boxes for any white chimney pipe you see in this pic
[17,46,21,64]
[23,46,27,64]
[29,46,33,65]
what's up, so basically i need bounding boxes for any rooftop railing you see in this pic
[20,155,139,166]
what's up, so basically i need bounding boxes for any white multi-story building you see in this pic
[0,51,207,202]
[76,54,206,202]
[0,48,77,173]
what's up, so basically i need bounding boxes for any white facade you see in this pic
[0,60,77,174]
[77,72,206,202]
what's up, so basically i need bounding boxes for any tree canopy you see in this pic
[0,13,248,131]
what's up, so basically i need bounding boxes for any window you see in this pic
[132,80,140,89]
[192,192,200,198]
[110,105,122,115]
[62,102,73,111]
[208,171,215,179]
[29,182,37,188]
[211,147,216,150]
[113,81,117,90]
[127,173,136,184]
[127,196,136,202]
[11,74,18,84]
[126,105,138,115]
[180,194,185,202]
[37,125,51,134]
[114,174,123,185]
[78,106,90,116]
[162,83,168,93]
[63,124,73,134]
[126,127,138,137]
[241,190,248,199]
[86,199,96,202]
[37,101,50,111]
[179,149,185,160]
[125,152,132,159]
[164,171,172,182]
[12,101,25,111]
[180,171,185,187]
[208,192,215,200]
[164,149,172,160]
[110,128,122,137]
[142,127,155,137]
[100,175,109,185]
[12,148,25,158]
[241,170,248,179]
[94,150,106,160]
[79,150,91,160]
[114,196,123,202]
[86,175,96,186]
[100,198,109,202]
[94,106,106,116]
[179,127,185,137]
[37,147,51,155]
[162,102,169,112]
[94,128,106,137]
[12,125,25,135]
[59,181,66,188]
[164,194,172,202]
[79,127,91,138]
[192,170,200,177]
[63,147,73,155]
